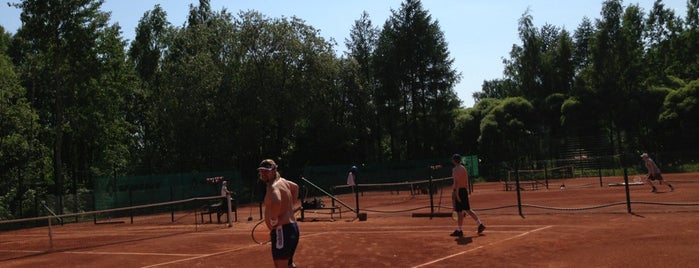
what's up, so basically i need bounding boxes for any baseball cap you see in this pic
[640,153,649,158]
[257,159,277,170]
[452,154,462,161]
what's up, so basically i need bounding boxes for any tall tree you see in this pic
[588,0,626,154]
[374,0,461,160]
[228,10,339,176]
[129,5,171,86]
[659,78,699,152]
[344,11,380,162]
[620,4,655,143]
[572,17,595,74]
[672,0,699,79]
[11,0,134,213]
[643,0,682,86]
[499,11,577,161]
[563,18,601,138]
[156,0,235,172]
[127,5,174,174]
[0,32,50,219]
[582,1,649,156]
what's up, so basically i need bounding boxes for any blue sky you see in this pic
[1,0,689,107]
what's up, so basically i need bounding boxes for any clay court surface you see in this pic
[2,172,699,267]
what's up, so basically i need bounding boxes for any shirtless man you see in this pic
[450,154,485,237]
[258,159,300,268]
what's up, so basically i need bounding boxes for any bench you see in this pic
[300,206,342,221]
[200,199,237,223]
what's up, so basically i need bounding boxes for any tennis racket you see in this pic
[251,219,270,245]
[633,176,642,183]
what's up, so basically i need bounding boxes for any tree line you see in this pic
[1,0,698,218]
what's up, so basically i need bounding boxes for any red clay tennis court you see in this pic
[2,173,699,267]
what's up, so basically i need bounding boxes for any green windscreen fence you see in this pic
[94,171,241,210]
[302,155,478,191]
[461,155,479,178]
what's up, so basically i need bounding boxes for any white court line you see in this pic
[323,224,538,230]
[333,230,532,234]
[412,225,553,268]
[139,232,327,268]
[0,250,202,257]
[64,251,201,257]
[0,249,44,253]
[139,245,260,267]
[0,234,46,237]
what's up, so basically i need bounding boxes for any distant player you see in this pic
[347,166,357,189]
[450,154,485,237]
[221,181,231,196]
[641,153,674,193]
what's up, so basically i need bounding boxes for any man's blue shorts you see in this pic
[271,222,299,260]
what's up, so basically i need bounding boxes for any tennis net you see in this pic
[0,195,231,261]
[332,177,453,197]
[507,165,575,182]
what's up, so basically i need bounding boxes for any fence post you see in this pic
[226,193,233,227]
[48,216,53,250]
[515,161,524,218]
[129,188,134,224]
[428,166,434,217]
[623,167,632,213]
[170,185,175,222]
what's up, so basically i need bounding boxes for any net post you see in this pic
[194,205,199,232]
[92,192,97,224]
[428,166,435,217]
[226,193,233,227]
[598,159,603,187]
[170,185,175,222]
[354,184,360,217]
[129,188,134,224]
[544,163,549,189]
[623,167,632,213]
[354,171,360,217]
[48,216,53,250]
[515,162,524,218]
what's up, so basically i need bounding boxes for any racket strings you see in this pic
[251,219,270,245]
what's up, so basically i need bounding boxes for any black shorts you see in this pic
[270,222,299,260]
[649,173,663,181]
[453,188,471,212]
